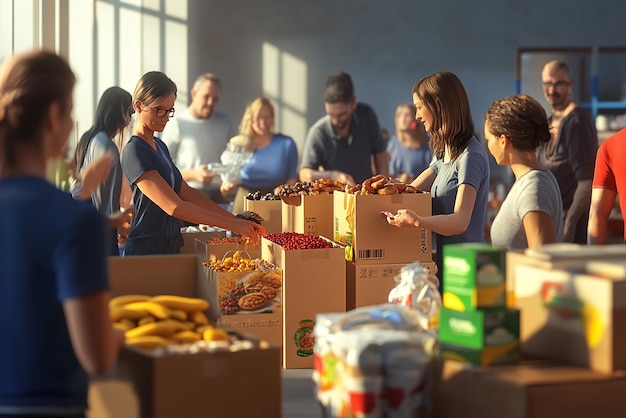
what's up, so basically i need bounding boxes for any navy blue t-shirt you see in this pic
[0,177,108,414]
[121,136,183,250]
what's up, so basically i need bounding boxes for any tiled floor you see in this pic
[282,369,320,418]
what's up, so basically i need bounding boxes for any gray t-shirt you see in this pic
[160,108,232,190]
[300,103,386,184]
[490,169,563,250]
[430,137,490,274]
[82,131,122,216]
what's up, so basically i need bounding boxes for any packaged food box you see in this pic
[443,243,507,311]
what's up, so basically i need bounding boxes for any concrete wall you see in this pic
[185,0,626,181]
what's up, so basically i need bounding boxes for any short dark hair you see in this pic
[324,71,354,104]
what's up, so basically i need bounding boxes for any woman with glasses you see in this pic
[0,50,123,418]
[222,97,299,214]
[121,71,265,255]
[72,86,134,256]
[484,94,563,249]
[384,72,490,286]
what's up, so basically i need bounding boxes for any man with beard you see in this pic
[537,60,597,243]
[299,71,388,186]
[161,73,233,203]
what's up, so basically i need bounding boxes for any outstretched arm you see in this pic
[588,187,617,245]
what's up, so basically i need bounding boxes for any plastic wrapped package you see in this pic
[314,305,436,418]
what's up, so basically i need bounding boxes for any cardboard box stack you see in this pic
[430,243,626,418]
[438,243,520,366]
[334,188,434,310]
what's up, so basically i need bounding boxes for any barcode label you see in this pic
[357,248,385,260]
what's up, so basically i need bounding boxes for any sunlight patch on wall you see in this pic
[262,42,308,150]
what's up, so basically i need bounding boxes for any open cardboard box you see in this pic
[179,228,226,254]
[261,235,346,368]
[245,198,282,233]
[88,254,281,418]
[430,359,626,418]
[281,193,334,239]
[194,237,261,262]
[334,191,432,264]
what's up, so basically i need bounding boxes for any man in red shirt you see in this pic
[588,128,626,244]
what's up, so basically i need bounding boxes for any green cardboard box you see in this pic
[443,243,506,311]
[439,341,520,366]
[439,308,520,358]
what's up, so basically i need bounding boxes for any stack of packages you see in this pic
[313,262,440,417]
[438,243,520,366]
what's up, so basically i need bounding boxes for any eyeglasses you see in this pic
[152,107,175,118]
[542,81,570,89]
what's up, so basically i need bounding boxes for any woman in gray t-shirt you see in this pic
[484,94,563,249]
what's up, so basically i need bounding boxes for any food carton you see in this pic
[438,307,520,366]
[443,243,507,311]
[333,191,432,264]
[179,227,226,254]
[205,259,283,347]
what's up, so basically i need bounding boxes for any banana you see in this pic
[190,311,209,326]
[169,309,188,321]
[171,330,202,344]
[203,327,230,342]
[150,295,210,312]
[109,294,151,309]
[123,301,171,319]
[138,315,156,326]
[110,306,148,322]
[125,319,187,339]
[126,335,171,351]
[196,324,215,335]
[113,322,134,332]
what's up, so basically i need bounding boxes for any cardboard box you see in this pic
[282,193,334,239]
[194,238,261,262]
[443,243,507,311]
[261,236,346,368]
[244,198,282,233]
[430,359,626,418]
[205,265,283,347]
[514,263,626,373]
[88,254,282,418]
[438,307,520,366]
[179,228,226,254]
[346,260,437,310]
[333,191,432,264]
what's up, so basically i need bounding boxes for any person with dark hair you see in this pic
[299,71,388,186]
[121,71,265,255]
[0,50,123,417]
[384,72,490,281]
[538,60,597,244]
[72,86,134,255]
[484,94,563,249]
[160,73,233,205]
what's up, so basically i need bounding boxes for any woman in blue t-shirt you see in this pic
[121,72,265,255]
[223,97,299,214]
[0,50,123,418]
[384,72,490,284]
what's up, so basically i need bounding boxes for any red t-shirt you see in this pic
[593,128,626,241]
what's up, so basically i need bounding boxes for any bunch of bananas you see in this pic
[109,294,229,351]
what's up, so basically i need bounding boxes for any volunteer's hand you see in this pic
[195,165,216,186]
[386,209,420,228]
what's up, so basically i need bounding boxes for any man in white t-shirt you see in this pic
[161,73,233,203]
